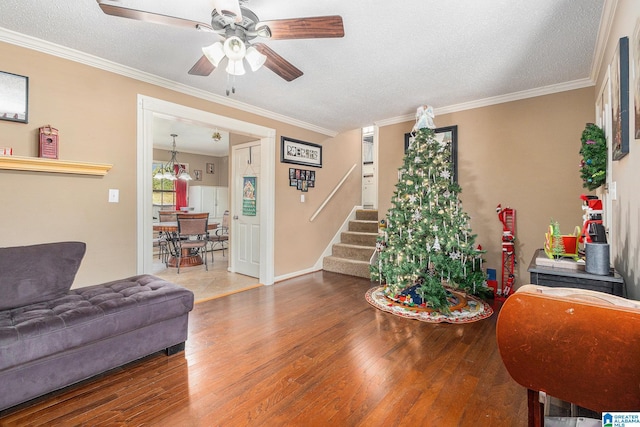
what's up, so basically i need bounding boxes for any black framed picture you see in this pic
[404,125,458,183]
[634,19,640,139]
[612,36,630,160]
[288,167,316,191]
[281,137,322,168]
[0,71,29,123]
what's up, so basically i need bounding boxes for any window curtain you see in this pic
[174,164,187,210]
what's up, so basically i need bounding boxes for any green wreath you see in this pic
[579,123,606,190]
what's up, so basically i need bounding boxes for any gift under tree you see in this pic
[370,106,486,312]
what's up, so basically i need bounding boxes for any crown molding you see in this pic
[375,77,596,128]
[590,0,619,82]
[0,27,338,138]
[1,23,602,136]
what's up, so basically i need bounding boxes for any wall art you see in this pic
[405,125,458,182]
[281,137,322,168]
[633,19,640,139]
[612,36,629,160]
[0,71,28,123]
[289,167,315,192]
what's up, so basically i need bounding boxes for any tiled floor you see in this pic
[151,250,261,303]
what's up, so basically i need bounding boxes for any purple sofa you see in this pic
[0,242,194,412]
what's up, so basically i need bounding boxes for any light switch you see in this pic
[109,189,119,203]
[300,194,305,203]
[610,181,617,200]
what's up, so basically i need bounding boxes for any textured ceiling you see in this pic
[0,0,604,138]
[153,118,230,157]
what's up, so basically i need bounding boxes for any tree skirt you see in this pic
[365,285,494,324]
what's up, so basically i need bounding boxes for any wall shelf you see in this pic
[0,156,112,176]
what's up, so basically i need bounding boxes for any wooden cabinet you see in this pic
[527,249,625,296]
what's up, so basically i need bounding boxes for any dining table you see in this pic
[153,221,218,268]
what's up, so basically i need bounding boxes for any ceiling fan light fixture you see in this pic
[202,41,226,67]
[223,36,246,60]
[254,24,272,39]
[245,46,267,72]
[226,58,246,76]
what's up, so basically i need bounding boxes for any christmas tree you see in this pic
[371,110,485,312]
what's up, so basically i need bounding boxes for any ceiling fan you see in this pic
[96,0,344,83]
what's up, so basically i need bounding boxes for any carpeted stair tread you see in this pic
[323,256,371,279]
[349,220,378,233]
[322,209,378,279]
[356,209,378,222]
[341,231,378,247]
[332,243,375,262]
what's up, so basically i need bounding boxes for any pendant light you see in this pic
[153,134,192,181]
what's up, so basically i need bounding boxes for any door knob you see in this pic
[233,215,239,220]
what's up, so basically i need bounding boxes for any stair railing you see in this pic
[310,163,357,222]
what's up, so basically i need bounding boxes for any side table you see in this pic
[527,249,625,297]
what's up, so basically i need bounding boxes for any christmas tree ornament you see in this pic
[433,236,441,251]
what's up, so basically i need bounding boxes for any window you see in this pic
[152,161,176,210]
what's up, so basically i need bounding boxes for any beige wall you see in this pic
[378,88,594,290]
[152,149,227,187]
[4,4,638,297]
[275,129,362,274]
[0,41,361,286]
[596,0,640,299]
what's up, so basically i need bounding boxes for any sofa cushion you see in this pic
[0,274,194,371]
[0,242,86,310]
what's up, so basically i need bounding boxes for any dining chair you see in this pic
[158,210,177,223]
[175,214,209,273]
[157,211,178,259]
[153,233,168,263]
[208,210,229,261]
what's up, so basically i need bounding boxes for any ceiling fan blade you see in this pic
[253,43,303,82]
[97,0,213,32]
[188,55,216,76]
[257,16,344,40]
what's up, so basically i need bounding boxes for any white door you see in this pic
[232,142,261,278]
[362,126,378,209]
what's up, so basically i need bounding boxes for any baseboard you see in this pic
[275,266,322,283]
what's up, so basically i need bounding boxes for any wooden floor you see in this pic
[0,271,527,426]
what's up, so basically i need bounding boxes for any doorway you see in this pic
[136,95,276,285]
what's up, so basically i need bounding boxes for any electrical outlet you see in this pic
[109,189,119,203]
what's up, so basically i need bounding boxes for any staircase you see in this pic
[323,209,378,279]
